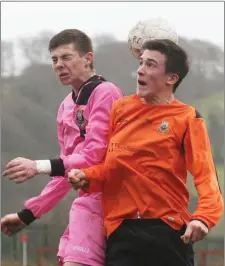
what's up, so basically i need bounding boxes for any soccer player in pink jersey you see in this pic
[1,29,123,266]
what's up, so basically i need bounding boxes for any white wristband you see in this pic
[35,160,52,174]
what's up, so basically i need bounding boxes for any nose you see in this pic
[55,58,64,69]
[137,64,144,76]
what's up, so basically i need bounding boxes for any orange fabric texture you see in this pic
[82,95,223,238]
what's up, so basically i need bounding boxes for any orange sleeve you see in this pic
[184,116,224,230]
[81,163,105,193]
[81,100,118,193]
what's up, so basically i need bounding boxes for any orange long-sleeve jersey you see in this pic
[82,95,223,238]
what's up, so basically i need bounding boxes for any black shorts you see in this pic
[105,219,194,266]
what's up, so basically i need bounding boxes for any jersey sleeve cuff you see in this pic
[17,209,36,225]
[49,158,65,177]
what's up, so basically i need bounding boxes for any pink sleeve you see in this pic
[62,83,122,172]
[24,102,72,218]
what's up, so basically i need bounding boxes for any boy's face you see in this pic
[51,43,93,87]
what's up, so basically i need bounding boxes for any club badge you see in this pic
[158,121,169,134]
[75,110,87,135]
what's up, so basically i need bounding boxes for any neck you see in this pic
[140,91,175,105]
[72,70,96,95]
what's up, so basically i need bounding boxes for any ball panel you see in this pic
[128,17,178,59]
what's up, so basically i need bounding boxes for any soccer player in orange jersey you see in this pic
[68,39,223,266]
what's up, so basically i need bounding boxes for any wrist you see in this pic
[49,158,65,176]
[190,218,208,228]
[35,160,52,174]
[17,209,36,225]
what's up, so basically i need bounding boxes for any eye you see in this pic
[147,62,156,68]
[62,55,72,61]
[52,59,57,64]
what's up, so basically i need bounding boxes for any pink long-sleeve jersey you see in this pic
[18,75,122,223]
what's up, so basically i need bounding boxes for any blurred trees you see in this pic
[18,31,54,65]
[1,40,16,76]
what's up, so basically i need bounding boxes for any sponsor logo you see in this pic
[72,245,89,253]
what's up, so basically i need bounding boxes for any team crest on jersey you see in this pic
[75,109,87,130]
[158,121,169,133]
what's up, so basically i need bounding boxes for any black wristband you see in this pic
[17,209,36,225]
[50,158,65,177]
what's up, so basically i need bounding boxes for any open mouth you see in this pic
[59,73,69,77]
[138,80,147,86]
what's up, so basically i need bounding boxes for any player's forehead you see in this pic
[50,43,79,58]
[140,49,166,64]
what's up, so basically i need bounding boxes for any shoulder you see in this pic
[57,92,73,120]
[58,92,73,110]
[113,95,134,108]
[94,81,123,98]
[175,100,203,119]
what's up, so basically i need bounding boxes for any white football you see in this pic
[128,17,178,59]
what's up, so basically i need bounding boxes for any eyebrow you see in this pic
[140,57,158,64]
[51,53,74,60]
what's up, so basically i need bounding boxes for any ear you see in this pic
[85,52,94,67]
[167,73,179,86]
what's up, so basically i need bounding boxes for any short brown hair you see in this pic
[142,39,189,92]
[49,29,94,69]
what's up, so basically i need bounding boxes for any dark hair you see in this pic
[49,29,94,69]
[142,39,189,92]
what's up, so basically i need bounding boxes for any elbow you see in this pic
[217,194,224,220]
[209,194,224,230]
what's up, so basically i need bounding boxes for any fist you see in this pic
[68,169,88,190]
[1,213,26,236]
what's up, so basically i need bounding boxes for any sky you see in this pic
[1,1,224,48]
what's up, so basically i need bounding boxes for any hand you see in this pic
[181,220,208,244]
[68,169,89,190]
[1,213,26,236]
[2,157,38,183]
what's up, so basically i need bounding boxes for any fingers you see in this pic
[181,220,208,244]
[4,167,24,178]
[191,229,202,242]
[14,176,30,184]
[2,227,13,236]
[69,169,81,176]
[1,217,7,232]
[5,157,22,169]
[70,180,88,190]
[67,169,88,190]
[8,170,27,180]
[181,224,193,244]
[68,170,85,179]
[68,176,82,185]
[68,169,86,181]
[3,165,24,175]
[1,218,13,236]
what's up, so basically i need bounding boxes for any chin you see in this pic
[137,89,148,98]
[59,80,71,86]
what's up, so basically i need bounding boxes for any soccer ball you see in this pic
[128,17,178,59]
